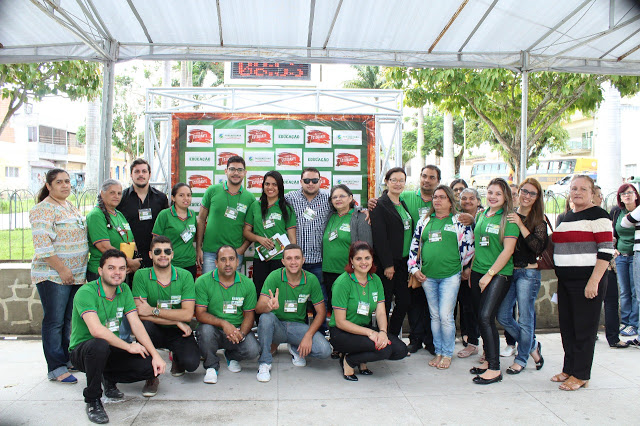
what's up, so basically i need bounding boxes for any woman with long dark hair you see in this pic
[29,168,88,383]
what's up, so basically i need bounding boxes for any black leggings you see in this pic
[143,321,200,372]
[456,275,479,345]
[329,326,408,367]
[378,257,410,336]
[323,272,341,314]
[470,271,512,371]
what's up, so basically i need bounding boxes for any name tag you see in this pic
[223,302,237,314]
[357,301,370,316]
[284,300,298,313]
[428,231,442,243]
[180,228,193,243]
[444,224,456,232]
[303,207,316,221]
[298,294,309,303]
[106,317,119,332]
[486,224,500,235]
[236,203,247,213]
[224,207,238,220]
[328,230,338,241]
[138,208,152,221]
[158,300,172,309]
[264,219,275,229]
[403,219,411,230]
[339,223,351,232]
[480,236,490,247]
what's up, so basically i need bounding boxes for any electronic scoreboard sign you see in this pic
[231,62,311,80]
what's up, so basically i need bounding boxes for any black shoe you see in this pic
[424,344,436,356]
[102,377,123,399]
[532,342,544,370]
[610,341,630,348]
[358,365,373,375]
[469,366,487,375]
[473,374,503,385]
[407,341,422,353]
[86,399,109,424]
[506,365,525,375]
[330,351,341,359]
[340,355,358,382]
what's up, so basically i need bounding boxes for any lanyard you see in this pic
[156,274,174,304]
[97,279,120,320]
[329,210,350,235]
[111,213,131,243]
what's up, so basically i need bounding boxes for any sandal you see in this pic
[429,355,442,367]
[559,375,589,391]
[457,344,478,358]
[436,356,452,370]
[531,342,544,370]
[550,372,570,382]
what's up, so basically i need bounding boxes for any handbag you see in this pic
[408,225,426,289]
[536,215,555,270]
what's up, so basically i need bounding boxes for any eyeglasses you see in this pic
[388,178,405,184]
[153,248,173,255]
[302,178,319,184]
[519,188,538,198]
[621,191,636,197]
[331,194,349,200]
[432,195,448,200]
[227,167,245,173]
[453,187,465,192]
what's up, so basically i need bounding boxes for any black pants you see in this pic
[604,269,621,346]
[143,321,200,372]
[183,264,198,282]
[408,287,433,347]
[329,326,408,367]
[378,257,410,336]
[323,272,341,314]
[470,271,512,371]
[457,276,479,345]
[70,338,155,403]
[558,273,607,380]
[252,259,283,323]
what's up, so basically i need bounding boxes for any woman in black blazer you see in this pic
[370,167,413,337]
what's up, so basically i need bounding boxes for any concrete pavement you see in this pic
[1,332,638,425]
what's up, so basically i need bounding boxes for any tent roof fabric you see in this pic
[2,0,640,74]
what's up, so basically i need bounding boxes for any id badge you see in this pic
[303,207,316,221]
[157,300,171,309]
[180,227,193,243]
[480,236,490,247]
[429,230,442,243]
[236,203,247,213]
[223,302,237,314]
[264,219,275,229]
[284,300,298,313]
[357,301,370,316]
[224,206,238,220]
[139,208,152,221]
[106,318,119,332]
[403,219,411,230]
[328,230,338,241]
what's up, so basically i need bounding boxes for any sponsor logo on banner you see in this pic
[274,129,304,145]
[304,151,333,168]
[334,149,361,171]
[186,125,214,148]
[319,173,332,190]
[333,130,363,145]
[186,171,213,191]
[353,194,361,206]
[245,260,254,278]
[185,152,214,167]
[246,125,273,147]
[333,174,362,190]
[215,128,245,144]
[214,174,226,185]
[305,126,332,148]
[283,174,300,190]
[245,243,256,258]
[275,149,303,170]
[246,151,275,168]
[246,174,265,191]
[190,197,202,213]
[216,148,244,170]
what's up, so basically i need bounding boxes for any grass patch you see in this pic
[0,229,34,261]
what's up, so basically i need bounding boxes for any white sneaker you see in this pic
[203,368,218,384]
[500,344,516,357]
[288,344,306,367]
[227,359,242,373]
[257,363,272,382]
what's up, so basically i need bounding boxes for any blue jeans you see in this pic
[196,323,260,370]
[202,251,244,274]
[303,262,324,300]
[422,273,461,357]
[497,268,542,368]
[35,281,80,379]
[257,312,331,364]
[616,255,637,328]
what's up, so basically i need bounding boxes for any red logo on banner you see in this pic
[307,130,330,144]
[248,129,271,143]
[336,153,359,167]
[218,152,239,166]
[247,175,265,189]
[277,152,301,166]
[188,129,212,143]
[188,174,212,189]
[247,263,254,279]
[320,176,331,189]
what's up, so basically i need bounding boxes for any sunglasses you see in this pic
[303,178,319,184]
[153,248,173,255]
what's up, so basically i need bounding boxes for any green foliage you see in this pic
[77,124,86,145]
[343,66,385,89]
[192,62,224,87]
[112,74,143,162]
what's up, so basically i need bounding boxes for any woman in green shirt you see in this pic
[152,183,198,280]
[329,241,407,381]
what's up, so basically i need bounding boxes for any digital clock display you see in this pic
[231,62,311,80]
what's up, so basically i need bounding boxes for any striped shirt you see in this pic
[552,205,614,280]
[621,204,640,252]
[284,190,331,263]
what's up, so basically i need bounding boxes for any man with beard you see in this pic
[69,249,166,424]
[196,156,256,274]
[195,245,260,384]
[117,158,169,269]
[132,236,200,385]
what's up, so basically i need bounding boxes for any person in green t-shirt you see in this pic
[152,183,198,280]
[254,244,331,382]
[69,249,166,424]
[195,245,260,384]
[469,178,519,385]
[243,171,297,301]
[329,241,408,381]
[132,236,199,378]
[196,156,256,274]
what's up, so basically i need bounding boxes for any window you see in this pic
[5,167,19,178]
[28,127,37,142]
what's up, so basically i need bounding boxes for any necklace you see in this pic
[48,196,68,209]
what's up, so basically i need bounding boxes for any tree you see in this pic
[111,75,144,164]
[343,65,385,90]
[192,62,224,87]
[0,61,102,137]
[386,68,640,181]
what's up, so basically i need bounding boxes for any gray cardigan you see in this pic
[349,207,373,248]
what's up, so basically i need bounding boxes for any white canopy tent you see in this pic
[2,0,640,182]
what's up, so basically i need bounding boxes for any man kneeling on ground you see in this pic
[69,249,166,424]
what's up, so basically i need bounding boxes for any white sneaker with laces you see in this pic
[227,359,242,373]
[288,344,306,367]
[257,363,272,382]
[203,368,218,384]
[500,344,516,357]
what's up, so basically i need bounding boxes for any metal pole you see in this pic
[98,59,115,184]
[520,52,529,182]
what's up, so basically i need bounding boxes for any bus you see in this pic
[527,157,597,189]
[470,162,514,188]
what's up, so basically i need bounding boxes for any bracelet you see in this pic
[379,330,387,334]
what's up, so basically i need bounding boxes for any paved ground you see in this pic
[1,332,638,425]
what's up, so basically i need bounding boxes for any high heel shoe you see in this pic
[558,375,589,391]
[358,365,373,375]
[340,355,358,381]
[531,342,544,370]
[469,366,487,375]
[550,372,570,382]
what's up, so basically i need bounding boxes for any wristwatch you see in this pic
[152,307,160,316]
[487,269,496,277]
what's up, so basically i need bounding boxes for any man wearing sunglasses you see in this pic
[132,236,199,394]
[196,156,256,274]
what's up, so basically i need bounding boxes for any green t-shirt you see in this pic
[420,213,462,279]
[395,204,412,257]
[201,182,256,253]
[195,269,256,328]
[152,206,197,268]
[244,200,297,260]
[69,278,137,351]
[260,268,324,323]
[329,272,385,327]
[472,208,520,276]
[322,209,354,273]
[86,206,135,273]
[401,190,432,225]
[616,209,635,254]
[132,266,195,328]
